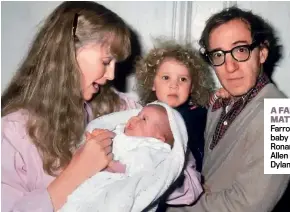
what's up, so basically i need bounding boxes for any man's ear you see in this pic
[152,84,156,91]
[259,41,269,64]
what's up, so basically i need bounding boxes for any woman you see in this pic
[1,1,139,211]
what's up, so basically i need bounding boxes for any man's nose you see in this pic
[224,54,238,73]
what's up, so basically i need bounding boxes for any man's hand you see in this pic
[203,183,211,194]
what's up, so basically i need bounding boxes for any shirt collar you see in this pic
[84,101,94,124]
[212,72,270,112]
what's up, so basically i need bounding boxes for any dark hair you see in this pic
[199,6,282,75]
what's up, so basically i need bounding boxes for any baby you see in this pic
[104,104,175,175]
[60,102,202,212]
[124,104,174,147]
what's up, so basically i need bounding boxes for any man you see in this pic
[166,6,289,212]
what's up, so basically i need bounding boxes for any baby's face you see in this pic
[124,105,169,141]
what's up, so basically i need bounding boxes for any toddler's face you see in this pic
[124,106,169,142]
[152,58,192,108]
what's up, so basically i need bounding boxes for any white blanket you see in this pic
[112,124,172,176]
[60,101,188,212]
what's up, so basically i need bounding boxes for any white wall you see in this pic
[237,2,290,98]
[1,1,63,91]
[1,1,290,97]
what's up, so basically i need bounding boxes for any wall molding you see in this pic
[172,1,237,44]
[172,1,193,44]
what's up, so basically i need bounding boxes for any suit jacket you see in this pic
[166,83,290,212]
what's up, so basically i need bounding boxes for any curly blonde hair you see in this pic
[1,1,131,176]
[135,39,215,107]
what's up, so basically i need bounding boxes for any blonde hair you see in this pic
[1,1,131,176]
[135,39,215,107]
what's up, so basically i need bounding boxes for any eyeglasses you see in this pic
[206,42,259,66]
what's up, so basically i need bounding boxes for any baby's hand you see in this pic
[105,160,126,173]
[89,129,110,137]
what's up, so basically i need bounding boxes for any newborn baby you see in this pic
[124,104,174,146]
[60,102,201,212]
[108,104,175,175]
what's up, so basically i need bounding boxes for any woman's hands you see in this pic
[89,130,126,173]
[72,129,115,178]
[48,129,115,210]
